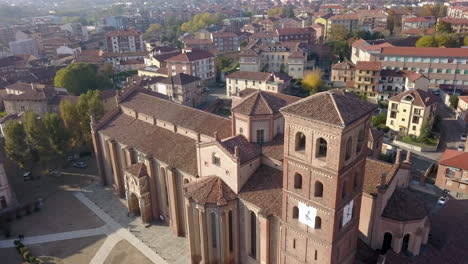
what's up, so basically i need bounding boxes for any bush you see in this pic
[19,246,28,254]
[23,250,30,260]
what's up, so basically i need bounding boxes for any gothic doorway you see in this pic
[402,234,410,252]
[381,232,393,253]
[129,192,141,216]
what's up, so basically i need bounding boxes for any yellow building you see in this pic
[314,13,334,39]
[354,61,381,103]
[386,89,438,136]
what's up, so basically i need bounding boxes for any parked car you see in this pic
[461,133,467,141]
[437,196,449,205]
[458,144,465,152]
[67,155,76,162]
[49,171,62,177]
[23,172,32,181]
[72,161,87,168]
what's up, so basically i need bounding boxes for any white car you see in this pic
[437,196,448,205]
[461,133,467,141]
[458,144,465,152]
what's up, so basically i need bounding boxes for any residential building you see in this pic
[331,61,355,87]
[166,50,215,81]
[90,87,376,264]
[3,82,77,115]
[258,17,280,32]
[314,13,334,39]
[211,32,239,53]
[386,89,438,136]
[439,17,468,34]
[447,5,468,18]
[40,37,80,58]
[353,9,388,32]
[106,30,144,53]
[360,152,430,256]
[9,39,39,57]
[276,27,315,44]
[153,73,205,106]
[225,71,291,96]
[402,16,435,32]
[182,39,215,52]
[378,70,429,101]
[0,56,24,82]
[102,51,147,72]
[250,31,279,44]
[329,13,360,33]
[456,96,468,124]
[103,16,131,30]
[435,149,468,199]
[239,41,308,79]
[319,4,345,13]
[351,39,393,64]
[380,46,468,87]
[354,61,381,103]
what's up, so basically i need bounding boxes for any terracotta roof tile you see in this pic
[158,73,201,85]
[232,90,300,116]
[226,71,272,81]
[106,29,141,37]
[439,149,468,170]
[99,112,198,175]
[363,158,398,196]
[280,90,377,126]
[261,134,284,161]
[403,16,431,23]
[382,188,430,221]
[355,61,381,71]
[119,91,232,139]
[368,127,384,142]
[239,165,283,217]
[218,135,262,164]
[165,50,214,62]
[125,163,148,178]
[381,46,468,58]
[388,89,438,108]
[185,176,237,206]
[332,61,355,70]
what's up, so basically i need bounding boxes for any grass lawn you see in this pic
[401,135,438,148]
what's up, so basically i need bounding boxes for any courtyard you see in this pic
[0,154,189,264]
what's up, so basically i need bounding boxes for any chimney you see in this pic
[395,149,402,164]
[404,151,412,164]
[378,173,387,192]
[196,133,201,143]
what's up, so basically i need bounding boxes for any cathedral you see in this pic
[91,86,428,263]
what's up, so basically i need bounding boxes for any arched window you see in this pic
[317,138,327,158]
[345,137,352,161]
[250,211,257,259]
[357,129,365,153]
[341,181,347,200]
[228,211,233,252]
[212,152,220,166]
[315,216,322,229]
[211,213,217,248]
[314,181,323,197]
[294,173,302,189]
[292,206,299,219]
[295,132,306,152]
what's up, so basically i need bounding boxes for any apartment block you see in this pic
[211,31,239,53]
[385,89,438,136]
[435,150,468,199]
[225,71,291,97]
[106,30,144,53]
[331,61,355,87]
[165,50,215,81]
[354,61,381,102]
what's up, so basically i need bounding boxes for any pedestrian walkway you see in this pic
[0,226,108,248]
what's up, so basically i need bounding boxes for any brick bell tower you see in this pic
[278,91,376,264]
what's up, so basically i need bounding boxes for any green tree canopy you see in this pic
[60,99,82,147]
[371,112,387,127]
[415,35,438,47]
[328,24,349,42]
[267,7,285,17]
[449,94,459,108]
[180,13,224,33]
[4,120,32,169]
[43,113,69,157]
[143,23,162,40]
[416,34,460,48]
[436,21,453,33]
[54,63,112,95]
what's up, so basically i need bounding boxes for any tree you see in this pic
[449,94,459,109]
[215,55,235,72]
[328,24,348,41]
[60,100,82,147]
[416,35,438,47]
[4,120,32,169]
[325,40,351,62]
[302,68,324,95]
[180,12,224,33]
[464,36,468,46]
[54,63,112,95]
[436,21,453,33]
[143,23,162,41]
[371,112,386,127]
[435,34,460,47]
[267,7,284,17]
[43,113,69,158]
[76,90,104,145]
[23,111,52,165]
[387,9,395,34]
[418,121,433,143]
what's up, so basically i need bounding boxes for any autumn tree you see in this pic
[302,68,324,95]
[180,13,224,33]
[143,23,162,40]
[328,24,349,41]
[267,7,284,17]
[4,120,32,169]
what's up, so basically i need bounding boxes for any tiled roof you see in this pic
[459,95,468,104]
[184,176,237,206]
[362,42,393,51]
[330,13,359,20]
[165,50,214,62]
[402,28,435,35]
[119,91,232,139]
[441,17,468,25]
[280,90,377,126]
[232,90,300,116]
[261,134,284,161]
[363,158,398,196]
[352,39,368,48]
[125,163,148,178]
[99,112,198,175]
[388,89,438,108]
[439,149,468,170]
[276,27,313,35]
[381,46,468,58]
[218,135,262,164]
[403,16,431,23]
[152,51,181,62]
[0,56,25,67]
[226,71,272,81]
[238,165,283,217]
[159,73,201,85]
[106,29,141,37]
[382,188,429,221]
[212,31,238,38]
[355,61,381,71]
[402,70,426,82]
[332,61,355,70]
[3,87,58,101]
